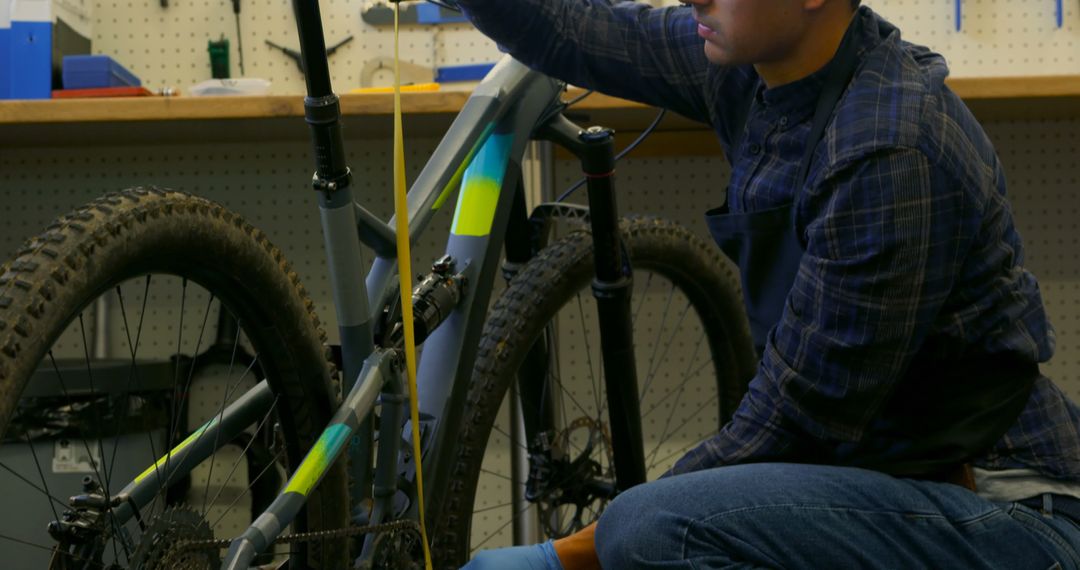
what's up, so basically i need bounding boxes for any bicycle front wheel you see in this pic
[0,188,349,568]
[431,216,757,567]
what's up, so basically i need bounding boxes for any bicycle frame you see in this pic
[96,1,652,566]
[99,2,568,566]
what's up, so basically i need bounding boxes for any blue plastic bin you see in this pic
[0,5,10,99]
[62,55,141,89]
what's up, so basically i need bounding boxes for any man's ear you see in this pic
[803,0,831,12]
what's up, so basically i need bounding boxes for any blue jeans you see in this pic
[594,463,1080,569]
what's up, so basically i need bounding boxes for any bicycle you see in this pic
[0,0,757,568]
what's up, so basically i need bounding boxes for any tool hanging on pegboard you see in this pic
[265,36,353,77]
[957,0,1066,31]
[166,0,247,76]
[231,0,246,75]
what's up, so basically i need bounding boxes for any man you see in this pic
[458,0,1080,567]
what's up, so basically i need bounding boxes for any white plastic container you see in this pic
[188,78,272,97]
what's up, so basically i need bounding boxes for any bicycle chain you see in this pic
[159,519,420,568]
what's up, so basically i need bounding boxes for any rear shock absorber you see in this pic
[381,254,468,348]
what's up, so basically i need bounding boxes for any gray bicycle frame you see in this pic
[107,55,566,567]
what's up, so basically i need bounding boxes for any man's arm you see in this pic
[669,148,982,474]
[457,0,716,123]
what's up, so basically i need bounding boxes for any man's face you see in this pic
[687,0,809,66]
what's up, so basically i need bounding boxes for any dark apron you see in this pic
[704,15,1036,476]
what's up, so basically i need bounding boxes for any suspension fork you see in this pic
[537,115,646,492]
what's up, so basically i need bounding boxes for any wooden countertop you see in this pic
[2,75,1077,152]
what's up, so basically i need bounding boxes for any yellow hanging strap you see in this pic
[392,3,434,569]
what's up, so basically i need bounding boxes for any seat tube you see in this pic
[292,0,375,506]
[578,127,647,491]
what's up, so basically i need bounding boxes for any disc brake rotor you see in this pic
[535,416,615,538]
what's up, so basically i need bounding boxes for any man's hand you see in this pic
[461,540,563,570]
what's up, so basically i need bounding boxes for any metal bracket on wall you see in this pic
[265,35,354,77]
[359,57,435,88]
[361,2,469,26]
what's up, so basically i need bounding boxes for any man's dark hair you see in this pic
[851,0,861,8]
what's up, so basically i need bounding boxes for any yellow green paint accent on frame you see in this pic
[451,132,513,236]
[134,418,216,484]
[282,423,352,497]
[432,122,497,212]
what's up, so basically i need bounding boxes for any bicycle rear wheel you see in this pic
[431,216,757,567]
[0,188,349,568]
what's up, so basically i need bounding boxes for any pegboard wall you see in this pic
[50,0,1080,95]
[75,0,503,94]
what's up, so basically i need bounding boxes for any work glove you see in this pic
[461,540,564,570]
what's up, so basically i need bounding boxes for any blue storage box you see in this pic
[62,54,140,89]
[9,0,52,99]
[0,0,10,99]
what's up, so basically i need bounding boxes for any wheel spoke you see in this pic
[640,352,711,420]
[76,314,111,498]
[638,298,693,401]
[165,278,189,471]
[161,292,215,486]
[469,502,535,553]
[643,371,693,469]
[545,364,595,430]
[638,283,676,402]
[107,284,142,488]
[202,312,245,515]
[473,500,516,514]
[116,276,171,511]
[23,430,61,526]
[44,347,126,558]
[490,423,528,453]
[187,352,264,516]
[631,271,654,325]
[643,330,708,466]
[479,467,520,484]
[0,532,100,568]
[646,393,719,471]
[205,395,280,521]
[210,446,285,530]
[0,460,70,512]
[574,294,603,416]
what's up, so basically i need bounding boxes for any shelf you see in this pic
[1,75,1078,151]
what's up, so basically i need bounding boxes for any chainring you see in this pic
[368,523,424,570]
[130,506,218,570]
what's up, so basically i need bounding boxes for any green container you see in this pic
[208,37,230,79]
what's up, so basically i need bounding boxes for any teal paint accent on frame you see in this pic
[283,423,352,496]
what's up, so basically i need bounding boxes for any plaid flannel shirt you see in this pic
[458,1,1080,480]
